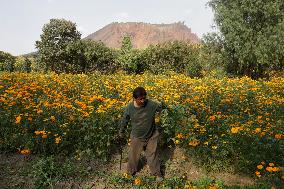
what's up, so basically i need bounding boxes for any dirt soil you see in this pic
[0,146,256,189]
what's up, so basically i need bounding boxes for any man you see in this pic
[119,86,163,182]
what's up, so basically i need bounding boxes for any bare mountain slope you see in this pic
[84,22,200,48]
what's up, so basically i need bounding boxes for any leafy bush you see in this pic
[0,50,15,72]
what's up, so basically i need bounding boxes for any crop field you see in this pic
[0,72,283,188]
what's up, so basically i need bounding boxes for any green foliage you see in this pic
[117,36,145,73]
[0,50,15,72]
[35,18,81,73]
[121,36,133,53]
[66,40,117,73]
[200,33,229,78]
[30,156,76,189]
[15,56,32,73]
[208,0,284,78]
[140,41,202,77]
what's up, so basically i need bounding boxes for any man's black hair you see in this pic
[133,87,147,99]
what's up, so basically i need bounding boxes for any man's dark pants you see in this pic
[127,129,161,176]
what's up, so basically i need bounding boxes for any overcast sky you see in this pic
[0,0,215,56]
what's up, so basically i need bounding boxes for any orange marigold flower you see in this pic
[210,116,216,121]
[15,115,21,124]
[209,183,217,189]
[272,167,280,172]
[134,177,141,185]
[257,165,263,169]
[254,128,261,133]
[20,148,31,155]
[275,134,283,139]
[255,171,261,177]
[189,140,200,147]
[269,163,274,167]
[177,133,184,139]
[42,134,48,139]
[266,166,273,172]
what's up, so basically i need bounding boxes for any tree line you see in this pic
[1,0,283,79]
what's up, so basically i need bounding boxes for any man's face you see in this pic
[134,96,146,107]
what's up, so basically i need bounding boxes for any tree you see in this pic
[35,18,81,73]
[117,36,143,73]
[208,0,284,78]
[0,51,15,72]
[139,41,202,77]
[66,40,117,73]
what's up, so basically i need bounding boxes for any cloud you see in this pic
[47,0,55,3]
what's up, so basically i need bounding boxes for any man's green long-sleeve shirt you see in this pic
[120,99,162,139]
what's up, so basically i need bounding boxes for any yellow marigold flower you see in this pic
[83,112,90,117]
[15,115,21,124]
[231,127,239,134]
[175,139,180,145]
[50,116,56,122]
[134,177,141,185]
[184,185,190,189]
[212,145,218,149]
[257,165,263,169]
[123,172,131,179]
[261,161,265,165]
[181,174,187,180]
[281,175,284,180]
[271,186,276,189]
[254,128,261,133]
[55,137,61,144]
[37,109,43,114]
[184,184,197,189]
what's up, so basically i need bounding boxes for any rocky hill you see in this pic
[84,22,200,49]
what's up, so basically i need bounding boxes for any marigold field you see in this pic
[0,71,283,182]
